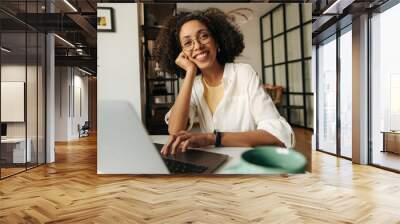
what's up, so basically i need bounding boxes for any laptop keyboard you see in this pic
[163,158,207,174]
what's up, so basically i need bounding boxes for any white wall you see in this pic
[77,74,89,124]
[1,65,25,124]
[97,3,143,174]
[55,67,69,141]
[177,3,277,78]
[72,73,89,138]
[55,67,89,141]
[97,3,142,118]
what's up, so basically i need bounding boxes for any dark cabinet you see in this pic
[142,4,179,134]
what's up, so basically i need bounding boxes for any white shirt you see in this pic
[165,63,295,148]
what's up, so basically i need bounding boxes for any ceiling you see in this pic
[0,0,105,74]
[309,0,391,43]
[1,0,395,74]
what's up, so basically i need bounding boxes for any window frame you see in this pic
[260,3,313,130]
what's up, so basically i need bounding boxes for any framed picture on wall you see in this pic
[97,7,115,32]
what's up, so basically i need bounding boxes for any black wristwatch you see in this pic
[213,130,223,147]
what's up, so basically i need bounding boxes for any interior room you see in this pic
[97,2,313,174]
[0,0,97,179]
[0,0,399,223]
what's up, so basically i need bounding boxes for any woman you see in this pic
[153,8,294,155]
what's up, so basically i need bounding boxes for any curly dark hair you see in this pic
[153,8,245,77]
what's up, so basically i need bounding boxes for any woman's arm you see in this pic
[247,65,294,148]
[168,69,196,134]
[167,52,198,134]
[161,130,284,155]
[218,130,285,147]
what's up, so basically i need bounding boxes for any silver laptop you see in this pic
[97,100,227,175]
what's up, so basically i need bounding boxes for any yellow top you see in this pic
[202,78,224,115]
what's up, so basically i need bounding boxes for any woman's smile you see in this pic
[192,50,209,62]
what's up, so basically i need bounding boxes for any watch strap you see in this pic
[213,130,223,147]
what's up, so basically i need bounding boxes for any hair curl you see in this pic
[153,8,244,77]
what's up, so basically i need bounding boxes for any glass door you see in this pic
[1,30,28,178]
[317,35,337,155]
[316,23,353,159]
[0,1,47,179]
[339,27,352,159]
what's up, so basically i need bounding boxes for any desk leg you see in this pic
[382,133,386,153]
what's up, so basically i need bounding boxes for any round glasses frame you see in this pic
[181,32,211,51]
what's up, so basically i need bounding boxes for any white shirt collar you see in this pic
[196,63,233,91]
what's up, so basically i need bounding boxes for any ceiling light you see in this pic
[76,48,86,56]
[54,34,75,48]
[78,67,93,76]
[1,47,11,53]
[323,0,341,14]
[227,8,254,25]
[63,0,78,12]
[323,0,354,15]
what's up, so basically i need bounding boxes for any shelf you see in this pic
[144,55,156,60]
[149,93,175,97]
[143,4,177,134]
[152,103,173,109]
[148,77,179,81]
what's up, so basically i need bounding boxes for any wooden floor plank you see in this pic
[0,134,400,223]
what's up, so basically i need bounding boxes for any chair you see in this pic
[263,84,283,106]
[79,121,90,138]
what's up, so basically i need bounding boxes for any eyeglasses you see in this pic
[181,31,211,51]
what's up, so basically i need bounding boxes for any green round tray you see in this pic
[222,146,307,174]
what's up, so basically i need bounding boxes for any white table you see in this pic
[151,135,252,174]
[1,138,32,163]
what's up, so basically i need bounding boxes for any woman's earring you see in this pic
[218,48,221,52]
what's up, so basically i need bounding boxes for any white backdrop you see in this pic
[1,82,25,122]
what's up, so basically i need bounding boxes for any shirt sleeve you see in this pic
[246,65,295,148]
[164,89,197,131]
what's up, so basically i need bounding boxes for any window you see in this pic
[340,28,352,158]
[370,2,400,171]
[315,23,353,158]
[317,36,337,155]
[260,3,313,129]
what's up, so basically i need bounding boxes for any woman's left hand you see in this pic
[160,131,214,155]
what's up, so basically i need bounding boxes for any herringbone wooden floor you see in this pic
[1,134,400,224]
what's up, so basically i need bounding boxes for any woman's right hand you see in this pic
[168,52,197,134]
[175,51,197,75]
